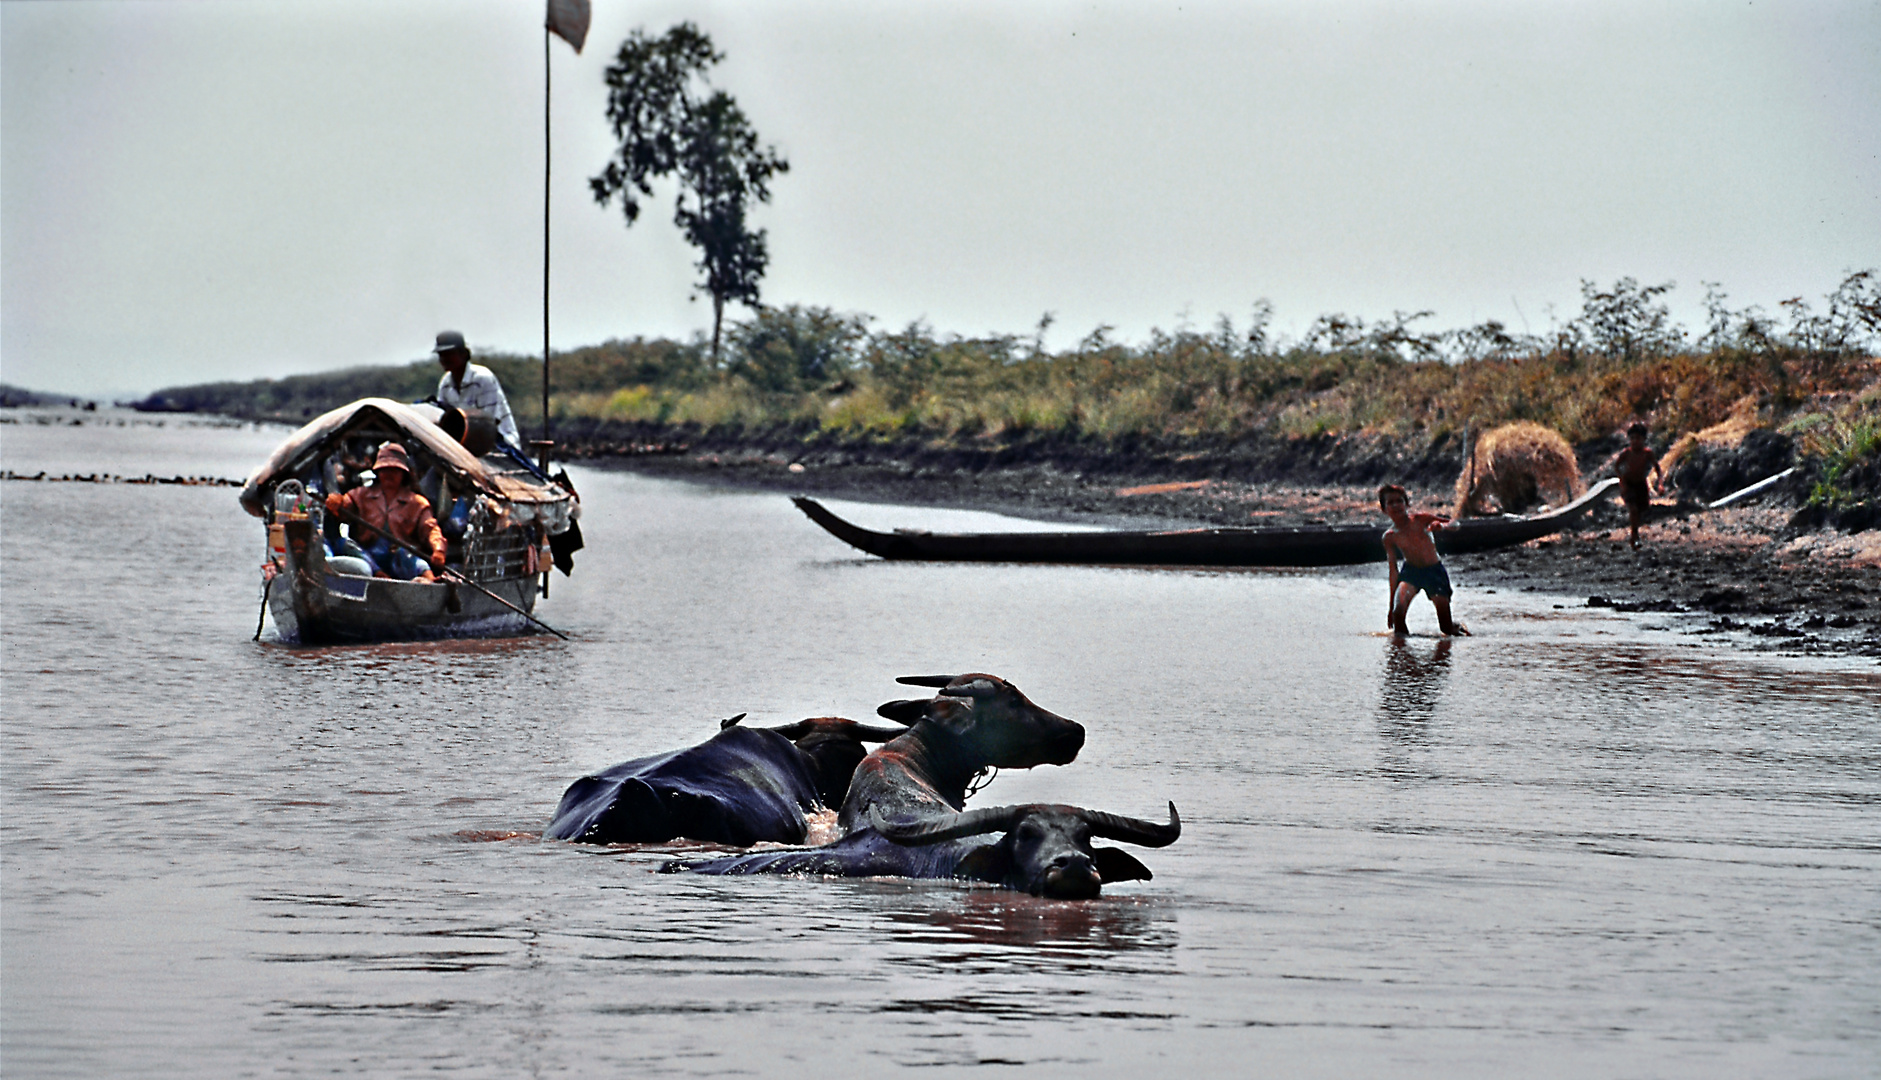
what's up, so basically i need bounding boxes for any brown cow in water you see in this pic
[838,673,1087,834]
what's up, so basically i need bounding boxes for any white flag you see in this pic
[546,0,590,54]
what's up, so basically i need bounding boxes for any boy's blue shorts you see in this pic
[1397,559,1454,598]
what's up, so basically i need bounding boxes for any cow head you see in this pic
[871,801,1180,900]
[720,713,910,809]
[877,674,1085,771]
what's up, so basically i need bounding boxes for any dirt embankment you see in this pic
[565,421,1881,660]
[554,420,1469,521]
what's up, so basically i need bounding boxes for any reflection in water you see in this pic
[878,885,1177,954]
[269,633,565,664]
[1379,637,1452,735]
[1376,637,1452,784]
[8,420,1881,1078]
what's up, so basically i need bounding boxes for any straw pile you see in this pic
[1455,422,1584,516]
[1656,395,1762,480]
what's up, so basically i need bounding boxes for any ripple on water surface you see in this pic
[2,418,1878,1077]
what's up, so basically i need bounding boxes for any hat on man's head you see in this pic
[373,442,413,475]
[433,330,469,355]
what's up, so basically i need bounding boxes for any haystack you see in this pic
[1656,395,1761,479]
[1454,422,1583,516]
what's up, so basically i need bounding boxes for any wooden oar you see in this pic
[327,506,570,640]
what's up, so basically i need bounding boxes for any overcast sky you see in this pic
[3,0,1877,399]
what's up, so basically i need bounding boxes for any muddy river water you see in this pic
[3,412,1877,1077]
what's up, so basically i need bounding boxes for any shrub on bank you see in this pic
[1786,386,1881,513]
[142,276,1880,488]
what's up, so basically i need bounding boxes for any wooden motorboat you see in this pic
[794,478,1619,568]
[240,398,580,643]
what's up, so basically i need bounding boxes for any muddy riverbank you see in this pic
[578,440,1881,660]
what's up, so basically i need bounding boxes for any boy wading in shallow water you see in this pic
[1380,484,1470,637]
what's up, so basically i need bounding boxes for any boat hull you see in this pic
[794,478,1619,568]
[267,570,539,645]
[267,519,540,644]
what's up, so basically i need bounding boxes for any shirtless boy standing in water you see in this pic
[1380,484,1469,637]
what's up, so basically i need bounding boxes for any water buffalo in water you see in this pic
[665,801,1181,900]
[841,673,1087,833]
[544,715,907,846]
[547,672,1083,848]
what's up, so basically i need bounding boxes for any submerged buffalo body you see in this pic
[544,717,904,847]
[666,802,1181,899]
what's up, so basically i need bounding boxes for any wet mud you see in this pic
[574,430,1881,660]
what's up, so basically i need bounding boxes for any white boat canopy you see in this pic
[238,398,576,528]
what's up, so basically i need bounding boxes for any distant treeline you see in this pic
[143,272,1879,456]
[1,383,98,409]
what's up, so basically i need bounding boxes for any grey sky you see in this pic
[3,0,1876,399]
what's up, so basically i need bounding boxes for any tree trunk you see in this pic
[711,294,725,365]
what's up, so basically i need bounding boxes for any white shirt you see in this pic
[437,363,520,447]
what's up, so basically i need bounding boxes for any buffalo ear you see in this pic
[876,699,929,725]
[953,844,1010,884]
[925,697,974,734]
[1092,847,1153,883]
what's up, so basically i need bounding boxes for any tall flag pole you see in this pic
[543,0,591,452]
[543,24,551,448]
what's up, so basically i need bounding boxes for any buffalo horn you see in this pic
[942,678,997,699]
[895,675,957,688]
[767,718,908,741]
[719,712,748,730]
[868,804,1026,845]
[1082,802,1181,847]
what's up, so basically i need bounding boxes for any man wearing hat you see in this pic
[323,442,446,581]
[432,330,520,448]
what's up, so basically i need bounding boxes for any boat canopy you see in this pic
[238,398,575,527]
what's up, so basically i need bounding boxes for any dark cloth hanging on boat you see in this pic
[549,519,583,575]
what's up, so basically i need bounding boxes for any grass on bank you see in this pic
[143,273,1881,481]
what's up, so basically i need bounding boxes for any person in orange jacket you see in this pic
[325,442,446,581]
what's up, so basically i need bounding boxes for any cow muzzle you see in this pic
[1036,852,1101,900]
[1012,720,1084,768]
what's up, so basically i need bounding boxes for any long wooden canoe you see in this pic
[795,478,1619,568]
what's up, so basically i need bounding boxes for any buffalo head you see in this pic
[721,713,909,809]
[870,801,1180,900]
[878,674,1085,771]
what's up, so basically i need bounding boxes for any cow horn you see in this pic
[1081,802,1181,847]
[765,717,908,742]
[719,712,748,730]
[941,678,997,699]
[895,675,957,688]
[869,804,1026,845]
[849,723,910,741]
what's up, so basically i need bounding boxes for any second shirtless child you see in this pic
[1380,484,1470,637]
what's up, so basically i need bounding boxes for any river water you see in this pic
[3,410,1878,1078]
